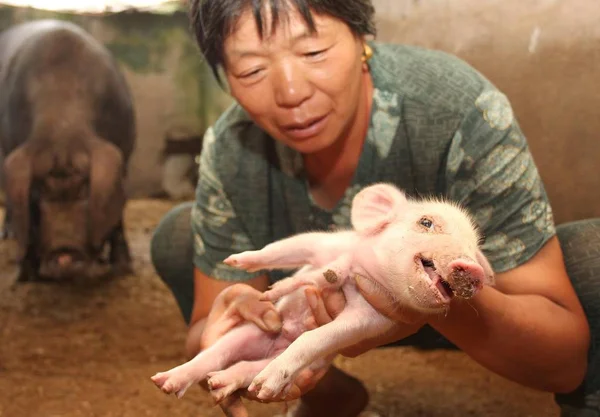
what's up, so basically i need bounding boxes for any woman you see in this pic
[151,0,599,416]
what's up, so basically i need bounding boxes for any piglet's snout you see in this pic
[446,259,485,299]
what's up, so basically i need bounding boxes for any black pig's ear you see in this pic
[87,136,125,251]
[3,143,33,261]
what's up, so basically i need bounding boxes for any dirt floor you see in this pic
[0,199,561,417]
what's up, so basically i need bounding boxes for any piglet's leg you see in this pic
[260,255,352,302]
[249,285,395,400]
[151,323,267,399]
[223,231,355,272]
[207,359,272,404]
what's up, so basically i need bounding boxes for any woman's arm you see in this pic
[427,87,589,393]
[354,236,589,393]
[428,236,590,393]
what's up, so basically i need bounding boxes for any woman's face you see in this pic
[223,6,370,154]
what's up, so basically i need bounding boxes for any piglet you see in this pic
[151,183,495,412]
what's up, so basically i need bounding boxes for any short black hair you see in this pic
[188,0,377,84]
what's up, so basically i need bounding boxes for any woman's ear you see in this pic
[350,183,408,235]
[361,42,373,64]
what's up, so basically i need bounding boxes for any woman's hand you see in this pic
[354,274,428,324]
[199,283,283,350]
[199,277,426,405]
[199,283,338,403]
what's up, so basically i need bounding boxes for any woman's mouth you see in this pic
[281,113,329,140]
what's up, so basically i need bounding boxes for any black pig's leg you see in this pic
[16,204,39,282]
[1,204,13,240]
[16,256,38,282]
[109,218,132,275]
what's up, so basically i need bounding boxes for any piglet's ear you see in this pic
[350,183,408,235]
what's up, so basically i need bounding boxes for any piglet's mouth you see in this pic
[419,257,454,302]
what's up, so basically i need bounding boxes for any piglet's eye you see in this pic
[419,217,434,230]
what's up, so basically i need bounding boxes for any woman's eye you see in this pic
[239,68,263,79]
[304,49,326,58]
[419,217,434,230]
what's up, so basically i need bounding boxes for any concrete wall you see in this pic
[372,0,600,224]
[1,0,598,224]
[0,4,233,199]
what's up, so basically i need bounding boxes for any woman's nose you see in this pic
[273,61,314,108]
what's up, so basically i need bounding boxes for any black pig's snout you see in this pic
[50,248,87,266]
[39,248,90,280]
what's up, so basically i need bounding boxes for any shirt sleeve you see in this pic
[445,89,556,273]
[190,127,263,281]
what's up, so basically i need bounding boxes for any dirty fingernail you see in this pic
[355,274,374,293]
[263,310,282,332]
[305,289,318,310]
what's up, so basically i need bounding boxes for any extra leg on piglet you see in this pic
[261,255,352,302]
[223,231,352,272]
[207,359,271,404]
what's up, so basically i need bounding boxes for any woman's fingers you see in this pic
[305,287,334,326]
[354,274,424,324]
[235,298,282,333]
[294,365,330,393]
[201,284,282,348]
[219,393,249,417]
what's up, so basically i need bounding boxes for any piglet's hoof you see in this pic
[223,252,263,272]
[207,371,244,404]
[151,371,193,399]
[248,368,295,401]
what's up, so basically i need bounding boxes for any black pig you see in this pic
[0,19,136,282]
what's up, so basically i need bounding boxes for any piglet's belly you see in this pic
[215,290,315,360]
[276,291,316,337]
[258,290,316,357]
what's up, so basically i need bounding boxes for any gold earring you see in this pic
[361,43,373,63]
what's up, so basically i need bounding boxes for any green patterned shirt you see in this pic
[190,42,555,283]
